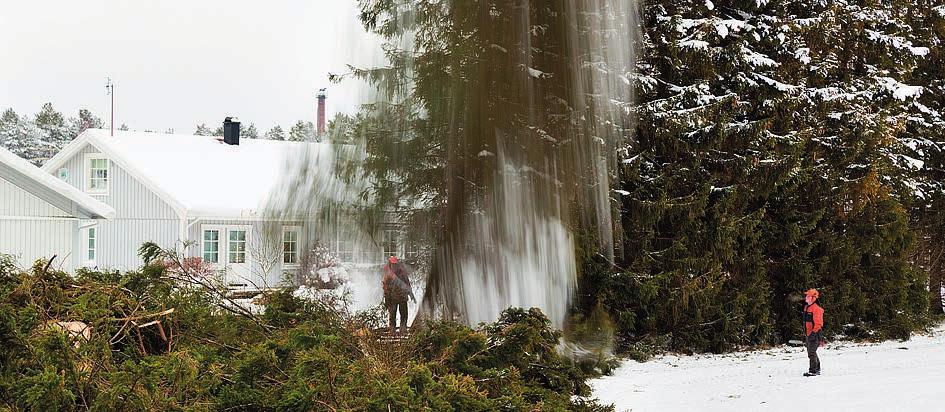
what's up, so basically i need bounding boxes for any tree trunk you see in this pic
[931,268,943,315]
[918,226,945,316]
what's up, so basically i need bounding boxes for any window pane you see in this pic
[230,230,245,242]
[202,230,219,263]
[87,228,96,260]
[283,230,298,264]
[229,252,245,264]
[228,230,246,263]
[383,229,399,258]
[405,241,420,261]
[88,158,108,191]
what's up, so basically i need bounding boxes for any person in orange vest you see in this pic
[803,288,825,376]
[382,256,415,335]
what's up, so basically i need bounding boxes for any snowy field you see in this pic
[591,322,945,412]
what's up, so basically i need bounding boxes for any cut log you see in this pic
[45,321,92,348]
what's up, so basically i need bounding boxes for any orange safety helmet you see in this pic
[805,288,819,299]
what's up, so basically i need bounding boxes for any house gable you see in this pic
[0,146,114,219]
[45,129,339,219]
[43,131,187,219]
[45,137,182,220]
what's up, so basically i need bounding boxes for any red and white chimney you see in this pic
[316,88,326,134]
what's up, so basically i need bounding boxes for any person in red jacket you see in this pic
[803,288,825,376]
[382,256,415,335]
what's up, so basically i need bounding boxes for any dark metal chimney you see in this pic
[223,117,240,145]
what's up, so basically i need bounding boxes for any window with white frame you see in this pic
[404,239,420,261]
[283,228,299,265]
[382,228,399,259]
[85,155,109,193]
[331,228,354,262]
[228,229,247,264]
[87,227,97,261]
[202,229,220,263]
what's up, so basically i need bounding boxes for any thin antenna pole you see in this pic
[106,77,114,136]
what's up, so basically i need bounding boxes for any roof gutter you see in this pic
[78,220,101,230]
[186,216,203,231]
[180,215,202,258]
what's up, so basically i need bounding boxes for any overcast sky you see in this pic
[0,0,380,134]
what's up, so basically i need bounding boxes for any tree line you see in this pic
[585,0,945,352]
[192,118,328,142]
[0,104,103,166]
[0,103,346,167]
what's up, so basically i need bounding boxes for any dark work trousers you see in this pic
[387,301,408,334]
[806,331,821,373]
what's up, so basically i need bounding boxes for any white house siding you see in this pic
[0,220,77,271]
[0,177,73,217]
[58,144,182,270]
[87,219,180,270]
[0,177,78,271]
[185,219,307,289]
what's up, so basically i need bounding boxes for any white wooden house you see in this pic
[34,123,345,290]
[0,146,115,272]
[1,120,421,299]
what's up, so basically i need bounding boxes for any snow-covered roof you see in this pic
[43,129,339,218]
[0,146,115,219]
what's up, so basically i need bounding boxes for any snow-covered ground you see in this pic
[591,323,945,411]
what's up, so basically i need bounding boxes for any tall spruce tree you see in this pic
[907,2,945,315]
[346,0,633,325]
[782,0,930,338]
[325,113,356,144]
[288,120,316,141]
[596,0,788,351]
[67,109,103,136]
[242,123,259,139]
[32,103,69,163]
[194,123,213,136]
[264,125,286,141]
[0,108,43,164]
[0,109,19,152]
